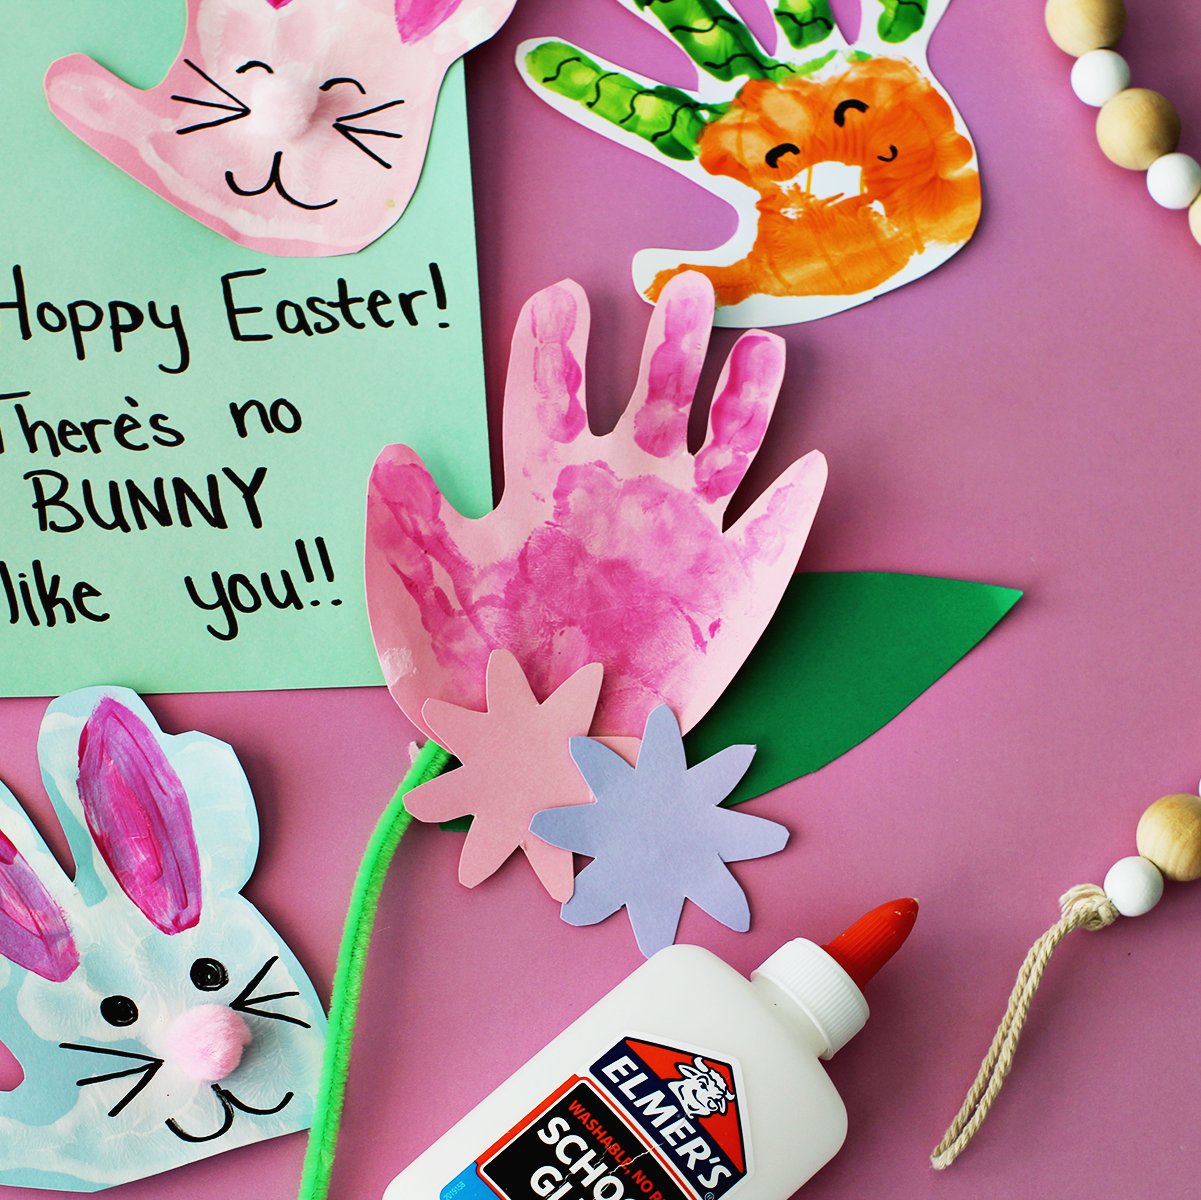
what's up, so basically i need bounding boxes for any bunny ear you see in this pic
[394,0,461,40]
[0,829,78,982]
[76,697,202,935]
[394,0,515,49]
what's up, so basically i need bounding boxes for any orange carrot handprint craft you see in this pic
[519,0,981,326]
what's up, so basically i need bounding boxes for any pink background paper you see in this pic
[2,2,1201,1199]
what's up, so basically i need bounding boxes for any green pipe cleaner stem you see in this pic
[297,738,452,1200]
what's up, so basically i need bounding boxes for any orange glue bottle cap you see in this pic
[821,897,920,992]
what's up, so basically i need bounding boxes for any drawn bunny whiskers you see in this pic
[0,687,326,1192]
[44,0,518,255]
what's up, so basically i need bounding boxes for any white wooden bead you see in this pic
[1070,50,1130,107]
[1146,153,1201,209]
[1103,855,1164,917]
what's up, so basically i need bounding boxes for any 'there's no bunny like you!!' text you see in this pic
[0,242,491,698]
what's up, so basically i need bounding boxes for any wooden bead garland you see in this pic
[1045,0,1201,244]
[932,788,1201,1168]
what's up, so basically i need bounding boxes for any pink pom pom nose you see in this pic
[165,1006,252,1082]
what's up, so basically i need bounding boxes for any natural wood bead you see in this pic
[1096,89,1181,170]
[1045,0,1127,57]
[1190,196,1201,246]
[1136,794,1201,882]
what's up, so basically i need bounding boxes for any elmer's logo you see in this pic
[592,1040,746,1200]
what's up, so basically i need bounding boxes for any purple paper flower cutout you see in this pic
[531,705,789,956]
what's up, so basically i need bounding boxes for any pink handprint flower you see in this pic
[366,271,827,741]
[44,0,517,256]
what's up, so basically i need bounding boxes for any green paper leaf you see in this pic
[684,572,1021,806]
[441,571,1019,828]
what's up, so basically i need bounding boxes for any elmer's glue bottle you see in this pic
[384,899,917,1200]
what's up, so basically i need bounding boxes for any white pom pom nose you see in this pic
[246,70,320,143]
[166,1005,252,1082]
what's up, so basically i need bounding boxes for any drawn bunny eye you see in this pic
[100,995,139,1027]
[319,76,366,94]
[190,957,229,991]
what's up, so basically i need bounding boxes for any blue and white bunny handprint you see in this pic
[0,687,326,1191]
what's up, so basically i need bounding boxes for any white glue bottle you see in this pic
[385,898,918,1200]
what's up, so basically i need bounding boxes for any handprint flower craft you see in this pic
[44,0,517,256]
[520,0,981,326]
[366,270,827,743]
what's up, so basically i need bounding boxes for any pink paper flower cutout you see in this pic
[44,0,517,256]
[367,271,827,742]
[405,650,627,902]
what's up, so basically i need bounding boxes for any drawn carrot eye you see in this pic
[877,144,900,163]
[833,98,869,126]
[766,142,801,169]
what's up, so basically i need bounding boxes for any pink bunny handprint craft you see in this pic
[366,271,828,741]
[44,0,517,256]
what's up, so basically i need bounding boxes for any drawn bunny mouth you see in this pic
[225,151,337,211]
[165,1083,294,1143]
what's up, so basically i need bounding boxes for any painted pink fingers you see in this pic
[365,272,827,741]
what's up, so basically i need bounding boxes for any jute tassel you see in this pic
[930,884,1119,1169]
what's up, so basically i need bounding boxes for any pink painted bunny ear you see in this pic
[394,0,514,46]
[394,0,462,40]
[77,698,202,934]
[0,831,79,981]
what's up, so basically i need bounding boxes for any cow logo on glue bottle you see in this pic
[669,1057,735,1121]
[592,1038,748,1200]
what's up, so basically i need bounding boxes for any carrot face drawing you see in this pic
[519,0,981,326]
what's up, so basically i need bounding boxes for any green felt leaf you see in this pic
[684,572,1021,806]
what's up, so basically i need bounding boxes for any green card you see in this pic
[0,1,491,697]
